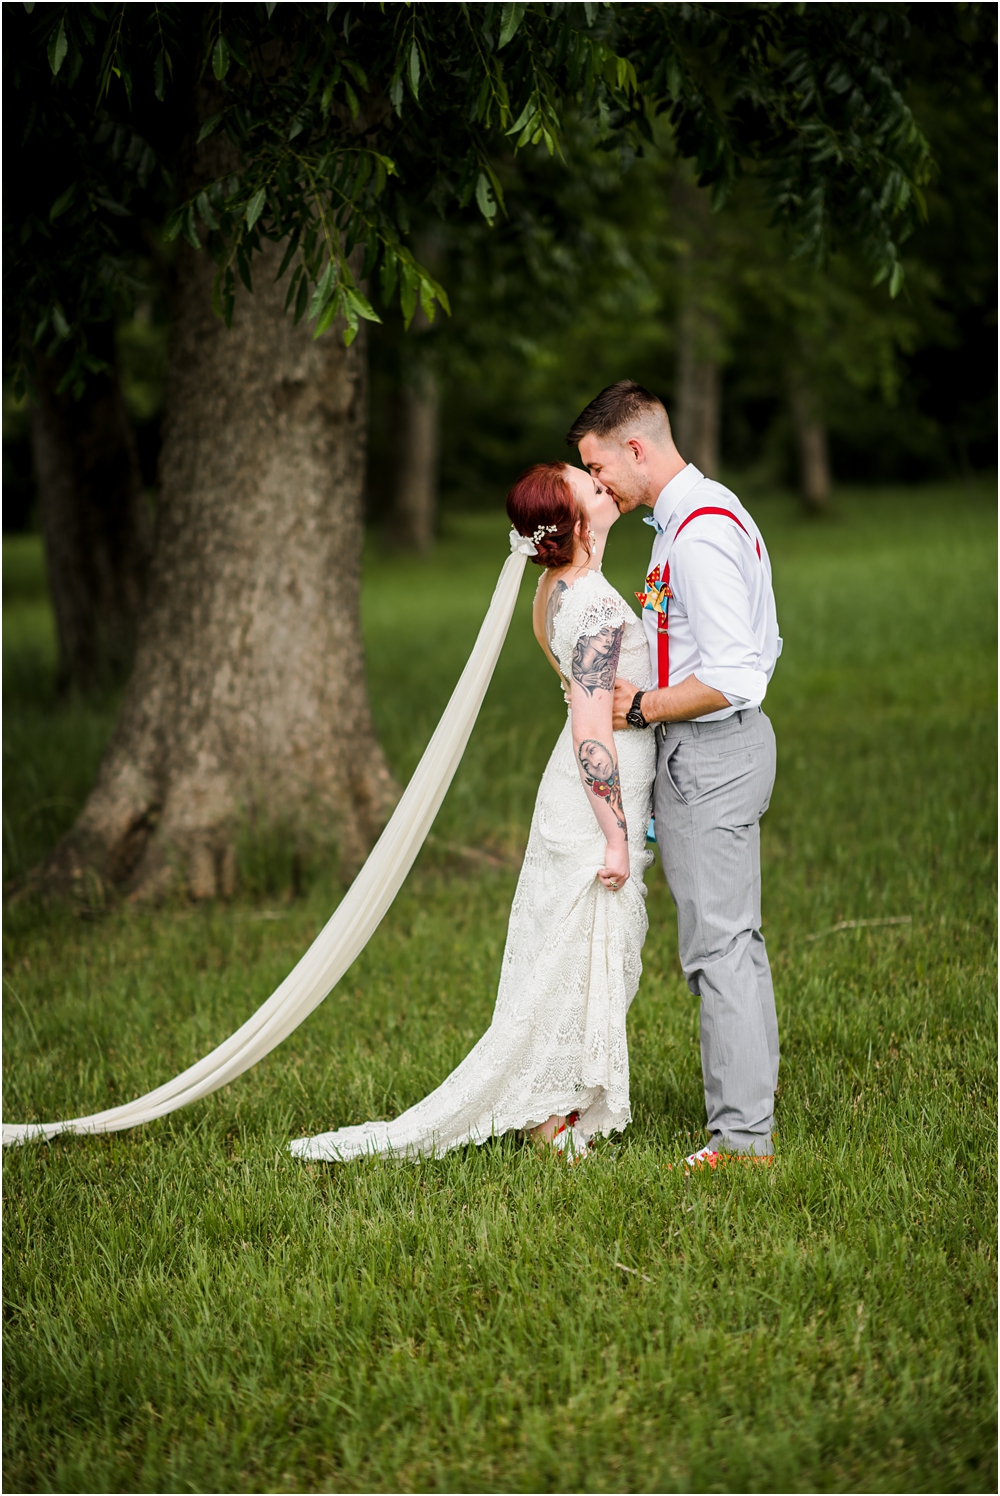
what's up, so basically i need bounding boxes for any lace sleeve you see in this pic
[550,574,631,677]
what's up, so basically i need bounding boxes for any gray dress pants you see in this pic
[653,707,779,1155]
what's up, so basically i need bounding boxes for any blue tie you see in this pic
[643,515,663,534]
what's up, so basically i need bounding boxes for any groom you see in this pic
[567,381,781,1164]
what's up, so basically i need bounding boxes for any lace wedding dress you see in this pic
[290,569,656,1162]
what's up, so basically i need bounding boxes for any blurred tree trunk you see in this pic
[674,301,721,479]
[671,170,722,479]
[43,232,396,902]
[788,377,831,512]
[388,372,439,554]
[30,323,150,693]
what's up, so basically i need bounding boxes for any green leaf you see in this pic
[244,187,266,230]
[313,292,344,338]
[275,235,300,281]
[49,182,76,222]
[236,247,253,293]
[294,275,309,325]
[51,303,70,338]
[344,59,369,90]
[212,34,230,82]
[408,41,420,99]
[196,191,219,230]
[266,1,277,15]
[344,286,382,324]
[344,81,360,119]
[153,50,165,101]
[24,3,36,12]
[197,112,224,143]
[48,17,68,76]
[283,263,304,312]
[342,323,359,347]
[498,2,526,49]
[308,260,336,319]
[506,99,535,136]
[475,172,497,221]
[182,203,201,249]
[888,261,904,298]
[390,72,404,113]
[162,209,184,243]
[399,262,418,326]
[96,194,131,217]
[380,250,398,303]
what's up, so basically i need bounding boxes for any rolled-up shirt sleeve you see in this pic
[671,533,770,706]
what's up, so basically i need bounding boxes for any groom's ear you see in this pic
[626,438,646,464]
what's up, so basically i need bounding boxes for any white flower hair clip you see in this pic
[509,522,558,557]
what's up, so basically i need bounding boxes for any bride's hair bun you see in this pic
[506,462,586,569]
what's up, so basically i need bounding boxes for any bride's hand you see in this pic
[598,842,630,892]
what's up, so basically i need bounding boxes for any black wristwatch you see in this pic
[625,690,650,730]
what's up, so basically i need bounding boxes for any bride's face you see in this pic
[564,465,619,535]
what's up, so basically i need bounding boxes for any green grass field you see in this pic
[3,480,997,1494]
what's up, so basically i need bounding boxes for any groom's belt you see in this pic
[654,706,762,744]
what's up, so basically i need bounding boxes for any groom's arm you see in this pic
[612,675,730,730]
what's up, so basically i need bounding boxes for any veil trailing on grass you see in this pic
[3,545,533,1146]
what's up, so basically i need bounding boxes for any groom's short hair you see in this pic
[565,380,672,447]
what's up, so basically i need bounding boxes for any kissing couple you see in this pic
[293,380,783,1169]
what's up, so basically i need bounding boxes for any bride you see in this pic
[291,461,656,1163]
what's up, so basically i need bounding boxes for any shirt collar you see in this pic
[648,464,704,534]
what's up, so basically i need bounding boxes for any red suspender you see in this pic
[655,507,761,689]
[656,587,670,689]
[675,506,762,560]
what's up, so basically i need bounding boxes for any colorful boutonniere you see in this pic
[635,564,672,615]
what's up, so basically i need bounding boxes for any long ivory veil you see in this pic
[3,547,530,1146]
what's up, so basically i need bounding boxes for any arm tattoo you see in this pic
[572,624,623,697]
[578,739,627,838]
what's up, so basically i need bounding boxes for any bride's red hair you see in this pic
[506,462,587,569]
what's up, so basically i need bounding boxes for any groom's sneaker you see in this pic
[669,1144,723,1172]
[669,1144,774,1173]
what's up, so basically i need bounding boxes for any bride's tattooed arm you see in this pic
[578,739,627,838]
[569,620,629,882]
[572,624,623,697]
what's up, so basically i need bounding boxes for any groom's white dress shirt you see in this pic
[642,464,781,723]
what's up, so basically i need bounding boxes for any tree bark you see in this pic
[30,323,150,693]
[388,372,439,554]
[788,378,831,511]
[674,301,721,479]
[44,234,396,901]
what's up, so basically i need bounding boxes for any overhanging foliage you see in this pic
[6,2,932,396]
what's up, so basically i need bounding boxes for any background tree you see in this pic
[5,3,934,900]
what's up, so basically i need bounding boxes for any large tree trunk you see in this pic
[30,323,150,693]
[674,301,721,479]
[44,235,396,901]
[670,168,723,479]
[388,372,439,554]
[788,377,831,512]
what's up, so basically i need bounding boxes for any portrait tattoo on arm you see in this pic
[578,739,627,838]
[571,624,623,696]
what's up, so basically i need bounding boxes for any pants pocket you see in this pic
[661,741,696,805]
